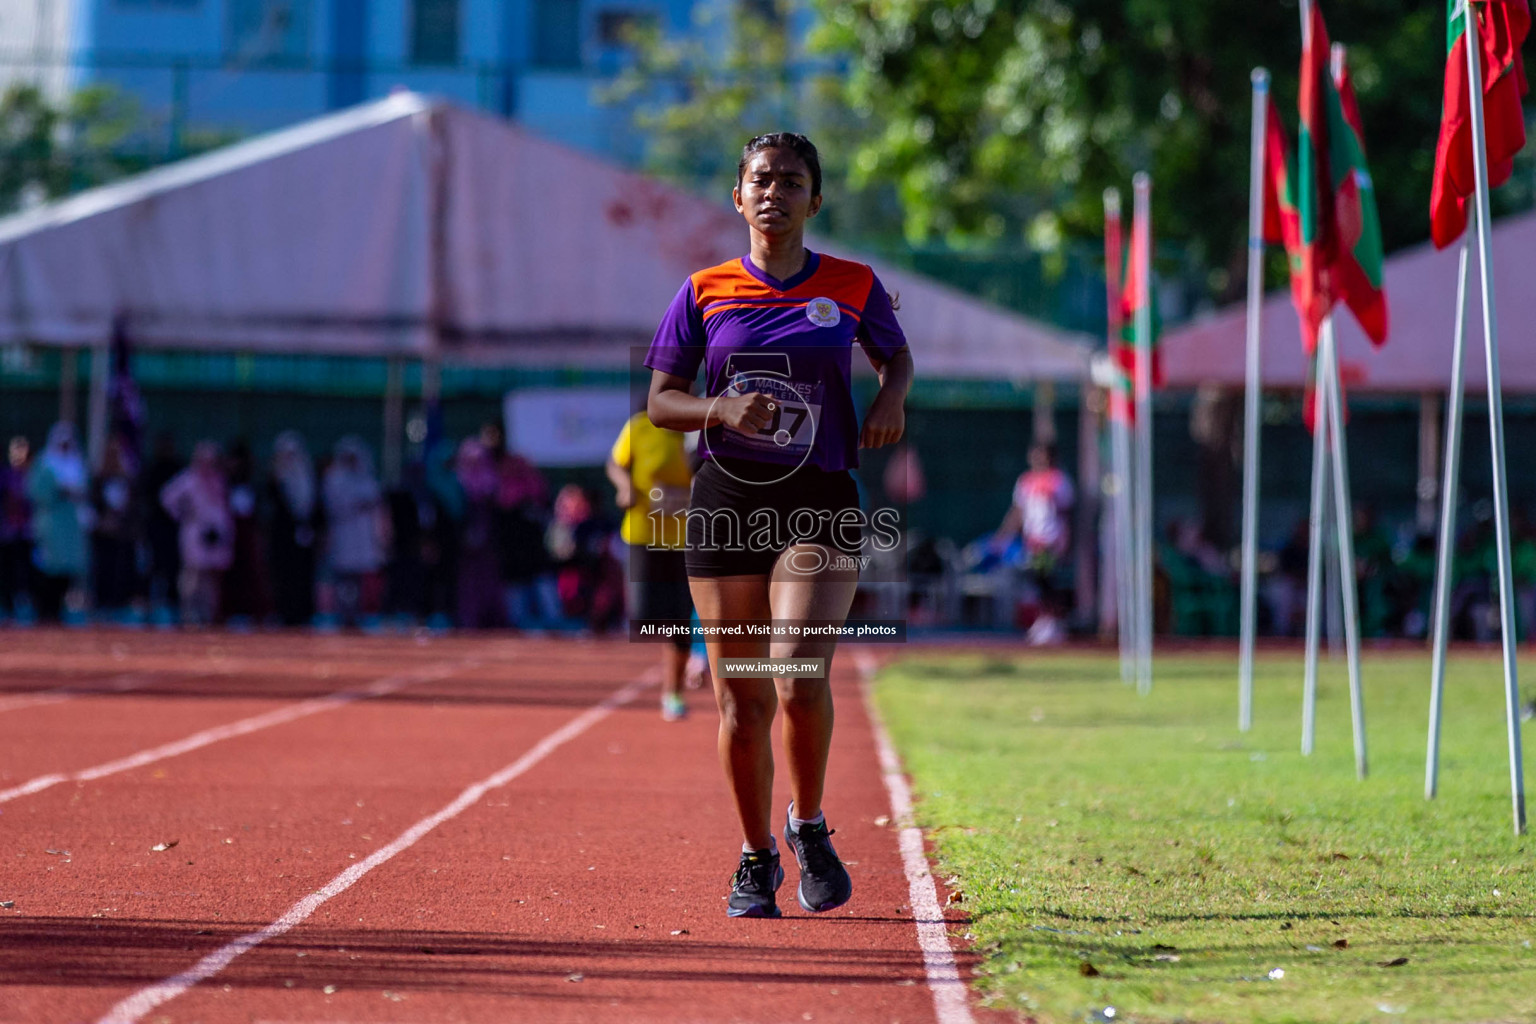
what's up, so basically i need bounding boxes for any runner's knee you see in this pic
[776,679,829,716]
[719,690,776,736]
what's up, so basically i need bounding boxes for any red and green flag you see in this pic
[1272,106,1351,436]
[1430,0,1531,249]
[1295,2,1339,354]
[1294,3,1389,351]
[1262,97,1312,333]
[1330,48,1389,347]
[1263,98,1302,254]
[1104,204,1134,425]
[1114,206,1163,403]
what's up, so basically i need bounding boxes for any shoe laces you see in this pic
[732,851,777,893]
[795,823,840,874]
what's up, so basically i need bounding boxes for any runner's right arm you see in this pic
[647,370,774,435]
[644,278,774,438]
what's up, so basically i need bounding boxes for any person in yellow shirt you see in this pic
[607,411,696,720]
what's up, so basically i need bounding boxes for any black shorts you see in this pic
[626,545,692,636]
[626,545,692,649]
[685,456,862,578]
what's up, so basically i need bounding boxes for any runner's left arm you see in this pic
[857,273,912,450]
[859,347,912,449]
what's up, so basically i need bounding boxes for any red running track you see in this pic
[0,630,1003,1024]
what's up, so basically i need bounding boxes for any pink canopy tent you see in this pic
[1161,208,1536,393]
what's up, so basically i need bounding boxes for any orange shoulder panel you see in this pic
[791,254,874,308]
[690,259,770,307]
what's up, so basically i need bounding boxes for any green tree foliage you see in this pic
[0,83,146,215]
[0,83,242,217]
[605,1,901,244]
[605,4,796,187]
[817,0,1476,300]
[615,1,1531,307]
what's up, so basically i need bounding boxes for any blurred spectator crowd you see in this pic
[6,413,1533,644]
[899,505,1536,644]
[0,421,624,632]
[1149,505,1536,642]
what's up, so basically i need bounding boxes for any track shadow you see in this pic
[0,917,933,995]
[0,674,651,712]
[0,671,866,711]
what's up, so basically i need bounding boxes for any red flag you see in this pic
[1116,209,1163,395]
[1261,97,1320,352]
[1262,99,1302,253]
[1283,96,1329,436]
[1111,344,1163,393]
[1295,2,1339,353]
[1104,202,1134,425]
[1331,50,1389,347]
[1430,0,1530,248]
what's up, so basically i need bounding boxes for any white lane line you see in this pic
[854,649,977,1024]
[0,672,149,713]
[95,671,654,1024]
[0,665,459,805]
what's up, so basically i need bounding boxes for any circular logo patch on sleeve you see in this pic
[805,297,841,328]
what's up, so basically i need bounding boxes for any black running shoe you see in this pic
[726,848,784,918]
[784,816,852,912]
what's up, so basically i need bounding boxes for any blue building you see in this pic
[6,0,779,162]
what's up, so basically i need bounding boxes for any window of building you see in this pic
[596,9,656,47]
[738,0,783,26]
[532,0,582,69]
[411,0,460,65]
[115,0,200,11]
[226,0,312,64]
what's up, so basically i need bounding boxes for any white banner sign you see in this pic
[503,388,633,467]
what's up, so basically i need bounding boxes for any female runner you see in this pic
[645,133,913,917]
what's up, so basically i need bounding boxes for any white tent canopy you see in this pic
[1161,208,1536,393]
[0,93,1092,382]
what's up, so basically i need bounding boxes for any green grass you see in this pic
[872,650,1536,1024]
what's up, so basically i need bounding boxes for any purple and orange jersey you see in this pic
[645,251,907,472]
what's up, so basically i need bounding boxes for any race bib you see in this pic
[718,373,822,458]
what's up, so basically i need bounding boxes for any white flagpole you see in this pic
[1301,354,1330,756]
[1425,236,1472,800]
[1298,0,1326,754]
[1132,173,1154,696]
[1461,5,1527,834]
[1111,417,1136,684]
[1239,68,1270,732]
[1320,314,1367,779]
[1104,187,1135,686]
[1324,527,1344,655]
